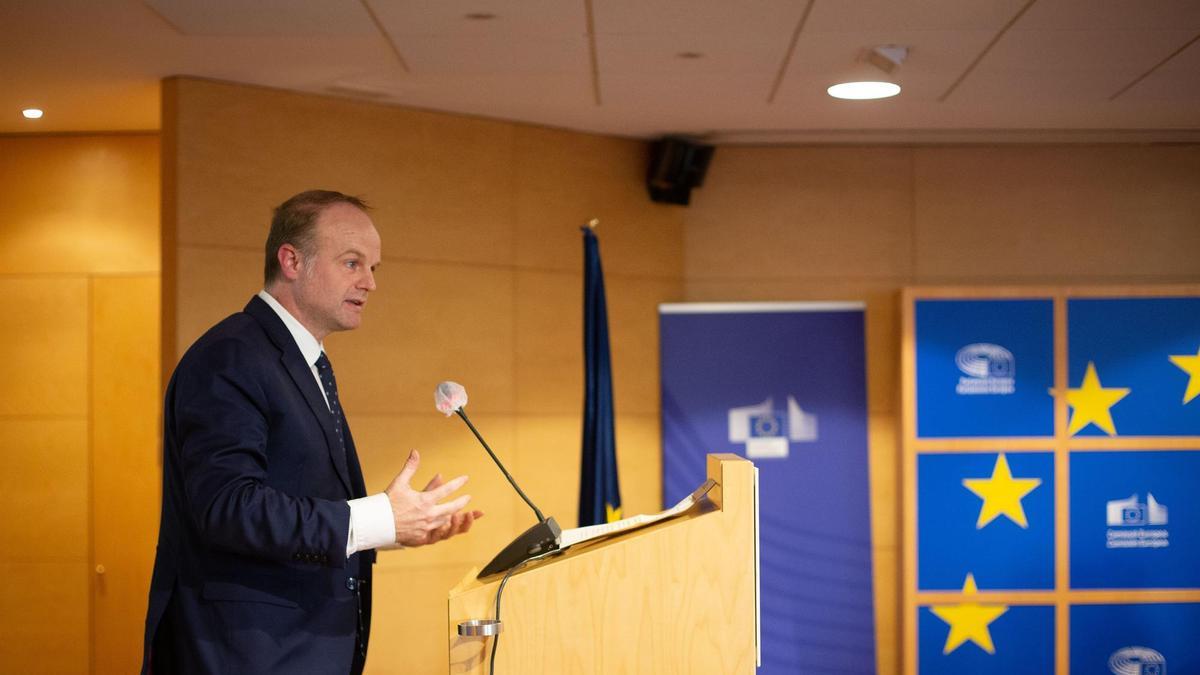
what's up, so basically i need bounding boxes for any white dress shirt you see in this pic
[257,290,396,557]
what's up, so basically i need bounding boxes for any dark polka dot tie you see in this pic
[315,352,346,457]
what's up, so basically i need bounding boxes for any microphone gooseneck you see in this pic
[455,408,546,523]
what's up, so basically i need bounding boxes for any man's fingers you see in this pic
[418,508,484,546]
[455,510,484,534]
[395,449,420,487]
[422,473,444,492]
[456,511,476,535]
[431,493,471,517]
[427,474,468,501]
[429,521,453,543]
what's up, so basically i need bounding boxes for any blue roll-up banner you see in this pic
[660,302,875,674]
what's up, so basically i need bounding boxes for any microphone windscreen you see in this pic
[435,381,468,416]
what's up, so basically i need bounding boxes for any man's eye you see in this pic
[346,260,358,269]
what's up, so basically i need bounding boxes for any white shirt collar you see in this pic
[257,289,324,367]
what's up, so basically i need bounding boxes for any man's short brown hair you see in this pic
[264,190,370,285]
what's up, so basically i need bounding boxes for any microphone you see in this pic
[435,381,561,577]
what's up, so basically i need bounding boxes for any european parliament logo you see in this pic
[727,396,817,459]
[1072,604,1198,673]
[915,299,1053,437]
[955,343,1015,395]
[1109,646,1166,675]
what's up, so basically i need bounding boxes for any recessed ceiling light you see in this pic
[826,82,901,100]
[677,52,704,60]
[22,108,44,119]
[464,12,496,20]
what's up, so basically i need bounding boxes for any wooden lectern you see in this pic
[446,454,759,674]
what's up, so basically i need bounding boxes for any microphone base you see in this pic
[478,517,562,579]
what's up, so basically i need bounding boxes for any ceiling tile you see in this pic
[399,35,588,75]
[1017,0,1200,31]
[805,0,1028,32]
[596,32,782,75]
[142,0,377,36]
[960,29,1200,101]
[593,0,806,37]
[1119,38,1200,101]
[369,0,585,37]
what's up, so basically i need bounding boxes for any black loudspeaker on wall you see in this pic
[646,137,715,206]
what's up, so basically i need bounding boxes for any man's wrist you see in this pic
[348,493,398,553]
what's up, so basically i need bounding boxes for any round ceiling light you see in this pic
[826,82,900,100]
[22,108,44,119]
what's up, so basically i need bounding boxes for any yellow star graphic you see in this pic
[930,574,1008,655]
[1169,347,1200,405]
[1066,361,1130,436]
[605,503,623,523]
[962,453,1042,529]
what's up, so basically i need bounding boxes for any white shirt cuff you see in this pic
[346,493,398,556]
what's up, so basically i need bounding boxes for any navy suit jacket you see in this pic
[143,296,376,673]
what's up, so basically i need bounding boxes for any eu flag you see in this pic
[579,226,621,527]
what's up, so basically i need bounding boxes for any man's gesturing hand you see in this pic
[386,449,483,547]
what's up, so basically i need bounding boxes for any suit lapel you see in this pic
[245,297,355,496]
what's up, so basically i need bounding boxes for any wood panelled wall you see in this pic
[682,144,1200,674]
[8,87,1199,675]
[0,134,160,673]
[162,77,686,675]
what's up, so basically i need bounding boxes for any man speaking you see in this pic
[142,190,481,674]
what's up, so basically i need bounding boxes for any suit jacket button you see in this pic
[346,577,357,591]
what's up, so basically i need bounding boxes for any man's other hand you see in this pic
[385,449,484,547]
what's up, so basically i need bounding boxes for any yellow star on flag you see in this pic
[962,453,1042,529]
[930,574,1008,655]
[605,503,623,523]
[1066,361,1130,436]
[1169,347,1200,405]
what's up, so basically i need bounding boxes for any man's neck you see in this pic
[261,286,326,343]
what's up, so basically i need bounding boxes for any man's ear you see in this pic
[277,243,303,281]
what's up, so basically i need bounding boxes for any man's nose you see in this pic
[361,269,377,291]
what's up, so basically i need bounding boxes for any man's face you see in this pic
[292,202,382,339]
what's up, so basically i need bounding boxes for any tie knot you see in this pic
[316,352,331,371]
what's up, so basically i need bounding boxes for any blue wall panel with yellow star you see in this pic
[1070,450,1200,589]
[904,287,1200,675]
[917,604,1054,674]
[1067,298,1200,436]
[918,452,1054,590]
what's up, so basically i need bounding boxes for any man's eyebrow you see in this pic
[338,248,380,267]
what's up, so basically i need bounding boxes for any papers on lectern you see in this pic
[559,479,717,549]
